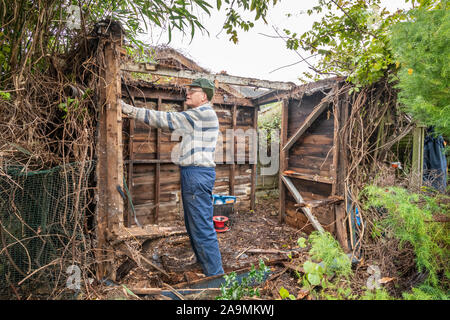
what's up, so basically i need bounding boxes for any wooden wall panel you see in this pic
[123,89,257,227]
[282,88,341,237]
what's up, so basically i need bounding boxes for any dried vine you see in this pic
[0,1,104,299]
[337,78,421,296]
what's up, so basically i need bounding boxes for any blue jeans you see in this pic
[180,166,224,277]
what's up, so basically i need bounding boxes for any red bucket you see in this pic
[212,215,229,232]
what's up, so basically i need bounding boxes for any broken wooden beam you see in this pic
[294,196,344,208]
[283,170,334,184]
[128,287,222,296]
[281,175,325,233]
[118,247,170,278]
[121,62,296,91]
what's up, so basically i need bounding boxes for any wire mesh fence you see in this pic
[0,161,95,296]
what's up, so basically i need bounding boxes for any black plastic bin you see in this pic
[213,203,234,227]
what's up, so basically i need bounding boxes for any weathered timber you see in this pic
[294,196,344,208]
[283,170,334,184]
[279,99,289,224]
[333,88,350,252]
[282,88,335,152]
[281,175,325,233]
[154,97,162,223]
[121,62,295,91]
[230,104,237,195]
[96,30,124,280]
[411,125,426,189]
[250,106,258,210]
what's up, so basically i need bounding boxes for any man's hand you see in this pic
[120,99,134,115]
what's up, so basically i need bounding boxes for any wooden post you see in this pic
[154,97,162,223]
[126,119,135,227]
[279,99,289,224]
[229,104,237,195]
[332,88,350,252]
[250,106,258,210]
[411,125,425,189]
[96,24,124,280]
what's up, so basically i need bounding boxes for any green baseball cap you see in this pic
[187,78,215,100]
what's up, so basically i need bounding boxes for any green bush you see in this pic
[299,231,353,299]
[216,259,270,300]
[363,186,449,289]
[308,231,352,279]
[390,1,450,137]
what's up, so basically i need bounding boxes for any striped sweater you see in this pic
[123,101,219,167]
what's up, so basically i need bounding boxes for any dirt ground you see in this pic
[110,195,314,300]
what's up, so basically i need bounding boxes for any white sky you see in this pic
[141,0,412,84]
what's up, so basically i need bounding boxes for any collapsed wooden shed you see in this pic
[252,78,350,250]
[120,68,260,227]
[94,29,296,277]
[94,26,292,230]
[94,27,424,279]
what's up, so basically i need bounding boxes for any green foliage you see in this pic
[298,231,353,299]
[221,0,279,43]
[258,101,281,145]
[0,0,279,84]
[302,260,326,287]
[308,231,352,278]
[0,91,11,100]
[359,288,395,300]
[389,1,450,137]
[278,286,295,300]
[216,259,270,300]
[297,237,307,248]
[283,0,408,87]
[363,186,450,287]
[402,284,449,300]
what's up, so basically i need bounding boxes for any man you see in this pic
[121,78,224,277]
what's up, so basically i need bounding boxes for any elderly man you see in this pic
[121,78,224,277]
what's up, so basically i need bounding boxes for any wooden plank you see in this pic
[127,118,135,227]
[128,287,222,296]
[123,86,185,102]
[125,159,173,164]
[212,95,255,107]
[331,96,339,195]
[96,75,108,280]
[411,125,425,189]
[281,175,325,233]
[96,32,123,280]
[105,40,124,232]
[250,106,258,210]
[282,171,334,184]
[279,99,289,224]
[334,90,350,252]
[288,154,334,171]
[252,90,289,106]
[282,91,334,152]
[294,196,344,208]
[154,97,162,223]
[230,104,237,195]
[121,62,295,91]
